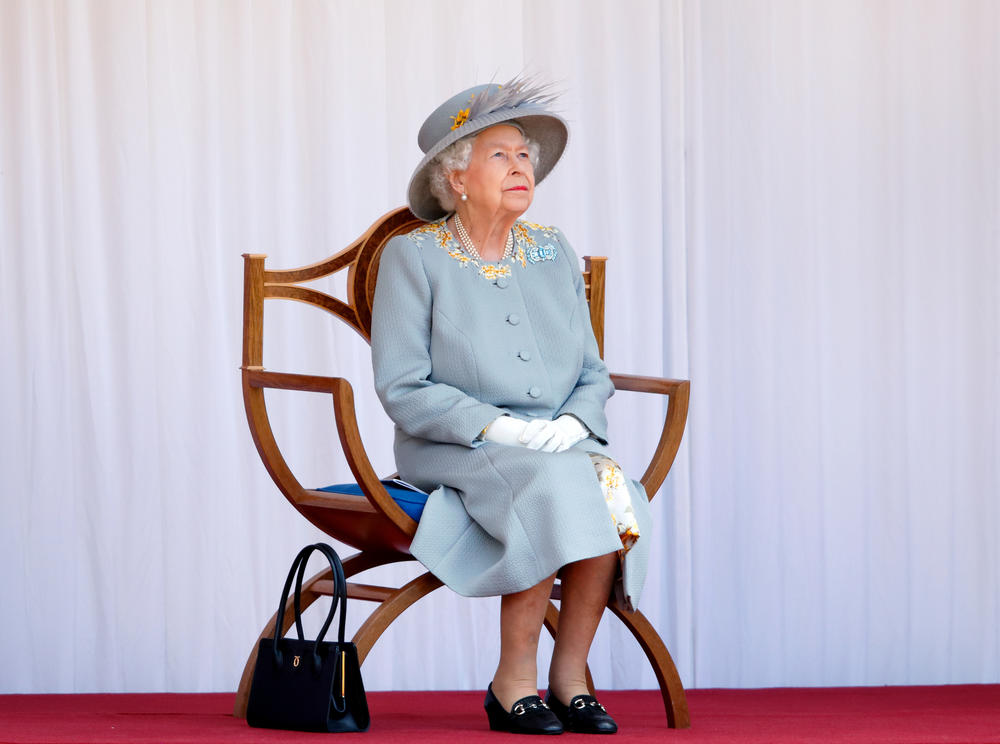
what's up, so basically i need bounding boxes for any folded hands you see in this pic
[482,414,589,453]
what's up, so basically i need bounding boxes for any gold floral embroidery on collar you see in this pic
[410,219,561,279]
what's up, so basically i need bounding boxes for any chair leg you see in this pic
[235,558,688,727]
[341,551,413,579]
[606,604,690,728]
[352,571,443,663]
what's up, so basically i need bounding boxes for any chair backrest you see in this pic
[243,207,608,365]
[240,207,608,554]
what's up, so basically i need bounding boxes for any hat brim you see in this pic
[407,105,568,223]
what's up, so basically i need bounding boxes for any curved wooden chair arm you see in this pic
[245,367,342,394]
[243,368,417,536]
[608,374,690,499]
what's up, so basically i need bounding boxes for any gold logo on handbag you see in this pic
[293,655,301,668]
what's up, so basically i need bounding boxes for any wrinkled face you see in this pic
[451,124,535,217]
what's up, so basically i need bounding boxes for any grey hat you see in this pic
[406,76,568,222]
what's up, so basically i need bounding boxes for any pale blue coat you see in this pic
[371,219,651,609]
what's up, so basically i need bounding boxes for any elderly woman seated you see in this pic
[371,77,651,736]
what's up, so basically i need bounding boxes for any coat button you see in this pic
[528,386,542,398]
[518,350,532,361]
[496,276,510,289]
[507,313,520,325]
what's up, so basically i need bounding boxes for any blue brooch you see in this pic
[526,241,558,264]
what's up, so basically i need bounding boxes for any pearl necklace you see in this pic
[453,212,514,263]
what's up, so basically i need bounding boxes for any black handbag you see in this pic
[247,543,370,732]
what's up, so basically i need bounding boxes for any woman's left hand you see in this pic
[519,415,590,453]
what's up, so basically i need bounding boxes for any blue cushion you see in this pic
[317,481,428,521]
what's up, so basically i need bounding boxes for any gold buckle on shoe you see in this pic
[513,700,549,716]
[572,698,607,712]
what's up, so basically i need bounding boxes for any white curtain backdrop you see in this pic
[1,0,997,694]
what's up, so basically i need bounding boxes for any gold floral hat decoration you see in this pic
[407,74,568,222]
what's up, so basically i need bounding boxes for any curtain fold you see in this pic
[1,0,997,693]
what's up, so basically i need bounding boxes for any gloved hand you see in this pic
[519,414,590,453]
[481,415,529,447]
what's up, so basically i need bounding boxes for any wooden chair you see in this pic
[234,206,692,727]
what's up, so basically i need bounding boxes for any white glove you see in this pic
[519,415,590,453]
[481,415,529,447]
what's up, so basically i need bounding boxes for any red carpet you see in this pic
[1,686,998,743]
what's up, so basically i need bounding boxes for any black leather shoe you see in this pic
[545,691,618,734]
[485,684,563,735]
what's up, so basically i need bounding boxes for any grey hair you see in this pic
[428,130,542,214]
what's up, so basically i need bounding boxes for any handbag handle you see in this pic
[293,543,347,647]
[270,543,348,668]
[295,543,349,714]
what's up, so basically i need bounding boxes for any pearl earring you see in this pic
[460,193,468,202]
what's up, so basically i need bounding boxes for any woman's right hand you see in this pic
[481,415,530,447]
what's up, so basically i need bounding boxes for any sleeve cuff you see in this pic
[557,403,608,445]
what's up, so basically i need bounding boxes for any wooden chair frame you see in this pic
[234,207,691,727]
